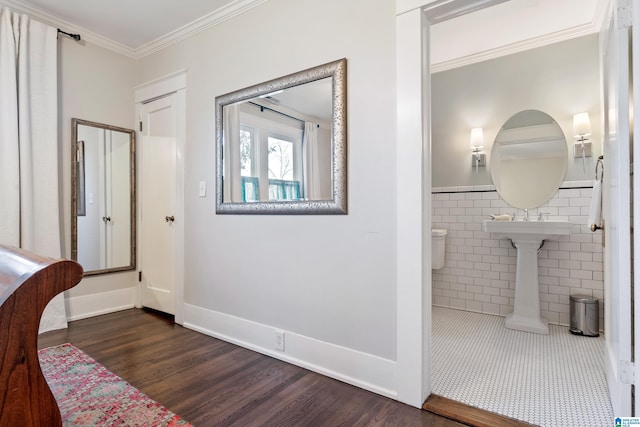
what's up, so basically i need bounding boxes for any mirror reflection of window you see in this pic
[268,137,300,200]
[234,103,304,202]
[268,137,294,180]
[216,58,347,214]
[239,127,259,201]
[240,128,252,177]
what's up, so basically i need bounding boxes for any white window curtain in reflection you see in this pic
[223,104,242,202]
[303,121,321,199]
[0,7,67,332]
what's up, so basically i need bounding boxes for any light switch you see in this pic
[199,181,206,197]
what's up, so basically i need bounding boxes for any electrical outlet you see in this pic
[274,330,285,352]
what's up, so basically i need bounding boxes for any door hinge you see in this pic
[138,271,142,282]
[620,360,635,384]
[617,1,632,28]
[139,121,143,132]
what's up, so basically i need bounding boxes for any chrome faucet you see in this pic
[537,212,550,222]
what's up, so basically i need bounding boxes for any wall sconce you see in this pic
[470,127,486,172]
[573,112,592,172]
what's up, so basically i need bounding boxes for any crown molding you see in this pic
[591,0,610,32]
[134,0,270,58]
[431,21,600,74]
[1,0,269,59]
[0,0,137,57]
[423,0,509,24]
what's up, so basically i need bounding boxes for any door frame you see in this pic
[601,0,634,415]
[395,0,437,407]
[395,0,507,407]
[633,0,640,413]
[134,70,186,325]
[395,0,636,411]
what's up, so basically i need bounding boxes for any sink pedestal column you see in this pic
[482,219,572,335]
[505,238,549,334]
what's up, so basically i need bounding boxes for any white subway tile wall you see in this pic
[432,181,604,330]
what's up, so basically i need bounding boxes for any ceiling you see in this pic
[1,0,266,57]
[25,0,239,48]
[2,0,606,64]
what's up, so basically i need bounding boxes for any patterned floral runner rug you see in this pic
[38,343,192,427]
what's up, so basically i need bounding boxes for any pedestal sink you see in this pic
[482,219,573,334]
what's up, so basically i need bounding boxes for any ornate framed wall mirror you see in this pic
[215,58,347,214]
[71,118,136,275]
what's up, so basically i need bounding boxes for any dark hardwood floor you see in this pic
[38,308,466,427]
[423,395,534,427]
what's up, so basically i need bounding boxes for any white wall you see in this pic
[59,37,137,303]
[431,34,601,188]
[135,0,397,364]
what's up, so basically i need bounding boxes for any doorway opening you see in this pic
[398,2,620,422]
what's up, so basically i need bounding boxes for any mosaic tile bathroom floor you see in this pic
[432,306,613,427]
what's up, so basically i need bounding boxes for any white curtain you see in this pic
[223,104,242,202]
[303,122,321,200]
[0,7,67,332]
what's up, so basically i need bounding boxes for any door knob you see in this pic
[102,216,111,223]
[165,215,175,223]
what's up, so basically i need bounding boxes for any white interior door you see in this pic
[97,130,107,269]
[602,0,634,416]
[139,94,178,314]
[632,0,640,414]
[105,130,132,268]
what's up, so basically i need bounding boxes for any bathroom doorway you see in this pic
[394,0,638,416]
[423,2,630,422]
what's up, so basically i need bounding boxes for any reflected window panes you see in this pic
[235,105,303,202]
[240,128,253,177]
[268,137,294,180]
[268,137,300,200]
[215,58,347,214]
[239,127,259,201]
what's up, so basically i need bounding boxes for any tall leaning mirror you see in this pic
[71,118,136,275]
[215,58,347,214]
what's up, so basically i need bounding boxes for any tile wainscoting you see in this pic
[431,181,604,329]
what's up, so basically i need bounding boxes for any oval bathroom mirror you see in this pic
[490,110,568,209]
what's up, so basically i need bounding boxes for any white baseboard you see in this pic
[183,304,397,399]
[66,287,135,321]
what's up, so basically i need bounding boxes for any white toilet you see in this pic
[431,229,447,270]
